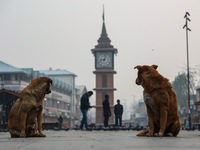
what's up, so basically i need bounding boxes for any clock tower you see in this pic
[91,17,118,124]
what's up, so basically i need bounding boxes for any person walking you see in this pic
[103,94,111,128]
[80,91,94,130]
[114,99,123,127]
[58,115,63,129]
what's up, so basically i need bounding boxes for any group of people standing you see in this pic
[80,91,123,130]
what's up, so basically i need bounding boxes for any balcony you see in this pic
[0,80,29,92]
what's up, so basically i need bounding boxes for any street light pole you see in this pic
[57,100,60,116]
[183,12,191,129]
[44,98,47,123]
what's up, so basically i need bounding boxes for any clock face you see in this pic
[98,54,111,66]
[96,52,113,68]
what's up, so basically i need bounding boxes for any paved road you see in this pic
[0,130,200,150]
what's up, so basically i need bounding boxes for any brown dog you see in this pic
[134,65,181,137]
[8,77,52,138]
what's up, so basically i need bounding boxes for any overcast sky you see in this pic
[1,0,200,116]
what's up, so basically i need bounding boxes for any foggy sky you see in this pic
[1,0,200,116]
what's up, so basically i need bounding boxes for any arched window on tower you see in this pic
[102,74,107,87]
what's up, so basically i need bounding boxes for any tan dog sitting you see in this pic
[8,77,52,138]
[134,65,181,137]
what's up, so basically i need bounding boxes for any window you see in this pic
[102,74,107,87]
[1,74,10,80]
[15,74,18,80]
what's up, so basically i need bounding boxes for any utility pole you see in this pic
[183,12,191,129]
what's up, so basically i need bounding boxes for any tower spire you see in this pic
[101,5,107,36]
[101,22,107,37]
[95,5,113,48]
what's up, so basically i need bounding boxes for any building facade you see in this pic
[192,86,200,129]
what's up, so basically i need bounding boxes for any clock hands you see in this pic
[101,58,106,61]
[99,55,106,61]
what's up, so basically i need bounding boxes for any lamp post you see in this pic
[44,98,47,123]
[57,100,60,116]
[67,103,70,127]
[183,12,191,129]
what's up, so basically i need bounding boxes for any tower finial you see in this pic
[102,5,105,22]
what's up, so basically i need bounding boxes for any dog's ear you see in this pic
[151,65,158,70]
[134,65,142,70]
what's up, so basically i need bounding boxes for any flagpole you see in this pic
[102,5,105,22]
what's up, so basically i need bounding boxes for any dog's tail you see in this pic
[136,129,149,136]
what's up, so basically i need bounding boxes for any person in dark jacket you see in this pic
[58,115,63,129]
[80,91,94,130]
[103,94,111,127]
[114,99,123,126]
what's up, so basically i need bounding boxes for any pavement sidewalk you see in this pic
[0,130,200,150]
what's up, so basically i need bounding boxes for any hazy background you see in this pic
[1,0,200,118]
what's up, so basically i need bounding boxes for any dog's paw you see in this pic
[154,132,163,137]
[166,133,173,137]
[40,134,46,137]
[146,132,154,137]
[39,132,46,137]
[19,133,26,138]
[39,134,46,137]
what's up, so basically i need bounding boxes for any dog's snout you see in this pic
[135,78,141,85]
[46,89,51,94]
[46,88,51,94]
